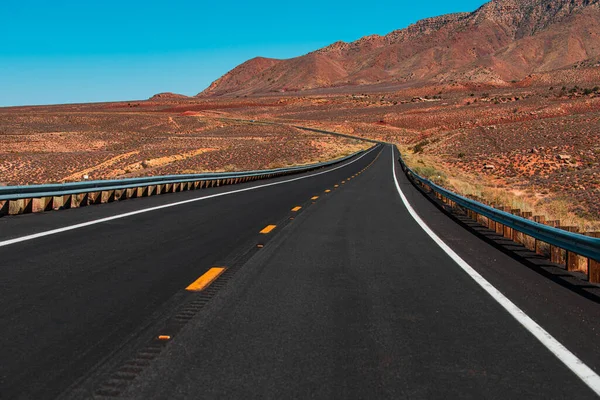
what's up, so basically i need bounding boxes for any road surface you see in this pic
[1,144,599,399]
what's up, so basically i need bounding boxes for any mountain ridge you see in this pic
[198,0,600,96]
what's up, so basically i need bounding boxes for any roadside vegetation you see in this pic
[399,145,600,232]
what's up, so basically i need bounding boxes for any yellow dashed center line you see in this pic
[186,267,226,291]
[334,184,339,188]
[260,224,277,234]
[311,196,319,200]
[291,206,302,212]
[324,189,331,193]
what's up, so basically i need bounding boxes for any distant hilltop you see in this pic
[197,0,600,96]
[150,92,190,100]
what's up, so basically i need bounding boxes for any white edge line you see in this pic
[0,145,380,248]
[390,145,600,396]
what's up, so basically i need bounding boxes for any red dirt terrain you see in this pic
[0,104,368,186]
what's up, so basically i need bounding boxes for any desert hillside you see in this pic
[200,0,600,96]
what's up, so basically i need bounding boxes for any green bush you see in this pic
[412,139,430,154]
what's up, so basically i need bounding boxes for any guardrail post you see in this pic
[88,192,101,205]
[70,193,88,208]
[533,216,546,254]
[52,195,66,210]
[32,197,53,213]
[0,200,7,217]
[136,186,147,198]
[487,204,496,231]
[561,226,581,271]
[126,188,137,199]
[587,233,600,283]
[495,207,504,234]
[546,220,562,263]
[500,207,512,238]
[8,199,32,215]
[511,209,521,243]
[520,212,534,250]
[114,189,125,201]
[148,185,156,196]
[101,190,115,203]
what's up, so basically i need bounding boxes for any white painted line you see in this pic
[0,146,379,248]
[390,146,600,396]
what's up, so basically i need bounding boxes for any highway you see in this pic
[1,144,600,399]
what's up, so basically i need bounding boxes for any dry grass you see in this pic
[399,144,600,233]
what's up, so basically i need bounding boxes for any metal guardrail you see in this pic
[0,149,369,215]
[397,153,600,263]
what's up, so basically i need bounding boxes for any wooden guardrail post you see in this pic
[8,199,32,215]
[0,200,7,217]
[101,190,115,203]
[559,226,581,271]
[52,195,67,210]
[87,192,101,205]
[495,206,504,235]
[32,197,53,213]
[487,204,496,231]
[587,233,600,283]
[520,212,534,250]
[511,209,521,243]
[545,220,561,263]
[500,206,512,238]
[533,216,546,254]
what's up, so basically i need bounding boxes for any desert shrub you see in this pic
[583,88,593,95]
[413,165,448,185]
[412,139,430,154]
[458,152,465,158]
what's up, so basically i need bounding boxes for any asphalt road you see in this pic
[1,144,600,399]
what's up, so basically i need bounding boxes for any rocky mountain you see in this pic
[199,0,600,96]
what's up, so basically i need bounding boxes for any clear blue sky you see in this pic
[0,0,486,106]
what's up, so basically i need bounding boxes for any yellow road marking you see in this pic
[324,189,331,193]
[158,335,171,340]
[291,206,302,212]
[334,184,339,188]
[260,224,277,234]
[186,267,226,291]
[311,196,319,200]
